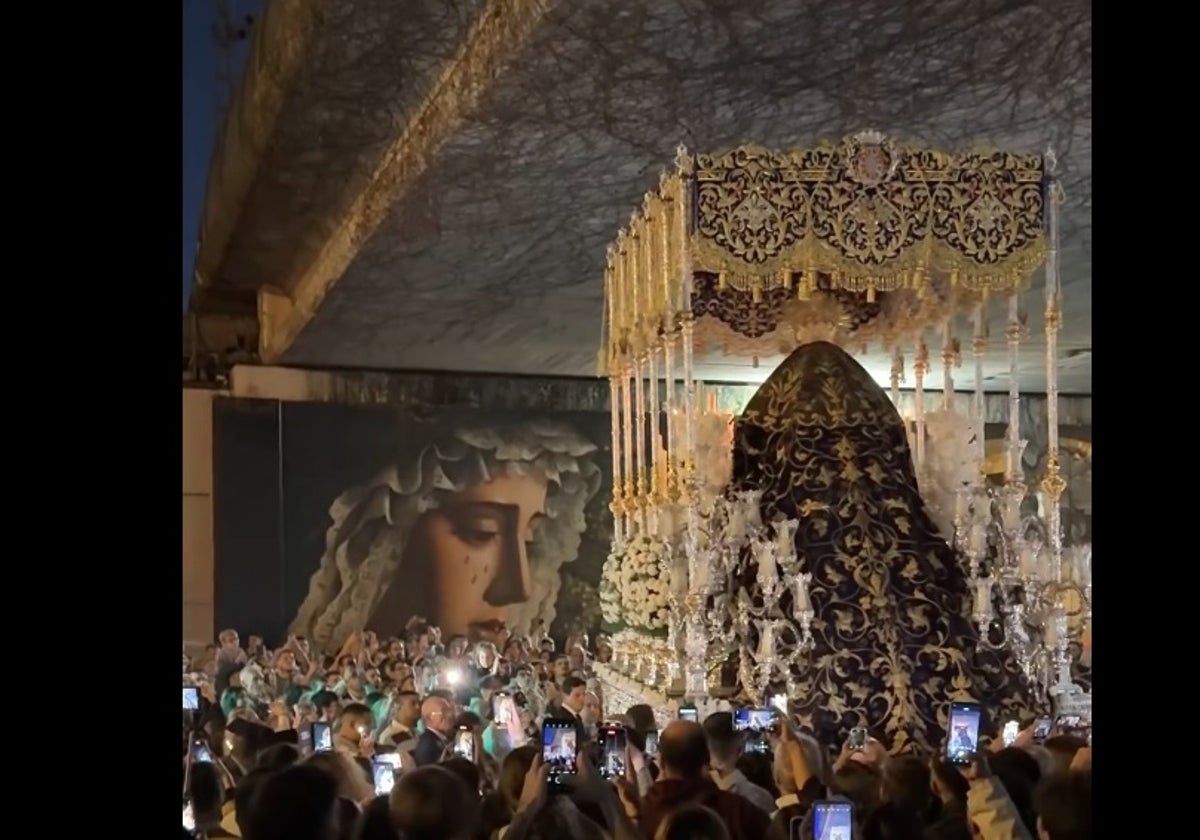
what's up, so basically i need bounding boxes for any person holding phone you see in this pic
[768,723,829,838]
[627,720,770,840]
[702,712,776,813]
[941,750,1031,840]
[332,702,376,759]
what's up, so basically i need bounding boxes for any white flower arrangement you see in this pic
[599,547,626,630]
[617,534,673,637]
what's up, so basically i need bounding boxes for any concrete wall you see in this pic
[183,388,221,649]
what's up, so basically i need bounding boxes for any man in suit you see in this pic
[547,675,588,721]
[413,695,454,766]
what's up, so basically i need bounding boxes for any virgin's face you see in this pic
[419,473,549,636]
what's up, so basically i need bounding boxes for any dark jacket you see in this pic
[638,777,770,840]
[413,728,449,767]
[925,798,972,840]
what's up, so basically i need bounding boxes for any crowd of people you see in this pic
[181,620,1091,840]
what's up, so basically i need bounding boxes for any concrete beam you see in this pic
[258,0,560,363]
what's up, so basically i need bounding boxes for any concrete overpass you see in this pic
[188,0,1091,392]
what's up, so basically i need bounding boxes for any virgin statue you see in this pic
[733,341,1032,752]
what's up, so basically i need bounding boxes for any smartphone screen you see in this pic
[811,800,854,840]
[848,727,867,750]
[600,725,627,779]
[542,718,579,782]
[493,692,512,726]
[190,739,214,764]
[182,686,200,711]
[1055,715,1089,740]
[946,702,983,765]
[1032,717,1052,741]
[743,734,770,755]
[678,705,698,722]
[735,708,774,731]
[298,726,313,756]
[453,726,475,761]
[1002,720,1019,746]
[182,799,195,832]
[372,759,397,795]
[644,729,659,757]
[312,721,333,754]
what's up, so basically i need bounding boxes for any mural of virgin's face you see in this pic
[411,473,548,636]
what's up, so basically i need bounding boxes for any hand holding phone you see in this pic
[847,727,867,751]
[599,725,627,780]
[1002,720,1019,747]
[453,725,476,762]
[311,721,332,754]
[541,718,579,784]
[372,759,397,795]
[945,702,983,766]
[810,800,853,840]
[644,729,659,758]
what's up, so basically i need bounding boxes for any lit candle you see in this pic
[1019,545,1038,578]
[969,523,987,556]
[1038,549,1054,583]
[745,492,763,528]
[1001,496,1022,532]
[754,540,778,588]
[774,518,796,559]
[729,507,746,542]
[794,572,812,612]
[975,581,992,617]
[758,621,774,661]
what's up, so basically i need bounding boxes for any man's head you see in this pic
[421,696,454,736]
[336,702,374,745]
[552,655,571,682]
[394,691,421,728]
[344,675,367,699]
[389,765,481,840]
[701,712,741,772]
[313,690,341,722]
[581,691,602,727]
[658,720,710,780]
[561,676,587,714]
[245,763,341,840]
[1034,770,1091,840]
[218,629,240,651]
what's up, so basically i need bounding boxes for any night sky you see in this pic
[182,0,262,310]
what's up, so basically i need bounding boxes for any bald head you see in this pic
[659,720,710,779]
[421,696,453,735]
